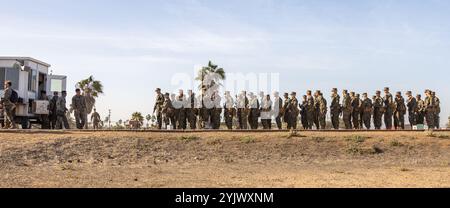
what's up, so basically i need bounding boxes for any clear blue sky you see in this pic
[0,0,449,125]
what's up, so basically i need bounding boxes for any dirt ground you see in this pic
[0,130,449,188]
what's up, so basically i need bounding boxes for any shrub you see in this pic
[240,136,256,144]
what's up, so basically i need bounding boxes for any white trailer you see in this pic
[0,57,67,128]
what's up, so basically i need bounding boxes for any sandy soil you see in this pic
[0,131,449,188]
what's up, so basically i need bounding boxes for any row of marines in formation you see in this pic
[153,87,441,130]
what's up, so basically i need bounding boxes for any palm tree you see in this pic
[76,76,104,114]
[132,112,144,122]
[195,61,226,92]
[131,112,144,129]
[145,114,152,128]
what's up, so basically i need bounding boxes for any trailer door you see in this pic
[46,75,67,97]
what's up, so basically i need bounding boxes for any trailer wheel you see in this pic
[21,117,31,129]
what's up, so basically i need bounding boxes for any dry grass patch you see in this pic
[286,130,306,139]
[345,135,369,143]
[346,144,384,155]
[179,136,200,142]
[390,140,405,147]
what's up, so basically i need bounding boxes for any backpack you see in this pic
[10,90,19,103]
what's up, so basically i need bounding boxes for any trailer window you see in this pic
[0,68,5,90]
[5,68,19,90]
[50,79,63,92]
[27,69,37,92]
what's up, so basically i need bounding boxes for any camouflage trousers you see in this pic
[373,110,383,129]
[384,111,393,130]
[261,119,272,129]
[199,108,211,129]
[359,111,364,129]
[434,113,440,129]
[248,109,259,130]
[283,112,290,125]
[287,113,298,130]
[186,109,197,130]
[156,111,163,129]
[50,113,57,129]
[408,111,416,129]
[56,111,69,129]
[211,108,222,129]
[362,112,371,130]
[40,114,50,129]
[3,105,16,129]
[318,112,326,130]
[275,114,282,130]
[163,114,176,129]
[306,111,315,129]
[342,111,352,129]
[177,109,187,130]
[314,110,320,129]
[416,112,425,125]
[352,111,360,129]
[74,110,87,129]
[330,111,340,130]
[425,111,435,129]
[93,121,100,129]
[224,109,234,130]
[237,109,248,130]
[394,111,405,130]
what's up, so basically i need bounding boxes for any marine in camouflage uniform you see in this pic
[261,95,273,130]
[330,88,341,130]
[211,91,222,129]
[350,92,361,129]
[282,93,291,128]
[91,108,101,130]
[1,81,16,129]
[162,93,176,129]
[361,93,373,130]
[248,93,260,130]
[56,91,69,129]
[317,92,327,130]
[358,94,364,129]
[199,90,212,129]
[383,87,394,130]
[286,92,299,130]
[313,91,321,129]
[187,90,198,130]
[49,92,59,129]
[406,91,417,129]
[153,88,165,129]
[424,90,435,129]
[415,94,425,125]
[176,90,188,130]
[341,90,353,130]
[273,92,283,130]
[372,91,384,130]
[237,91,249,130]
[170,94,179,129]
[72,89,87,129]
[394,92,406,130]
[305,90,315,129]
[224,91,235,130]
[432,91,440,129]
[300,95,308,130]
